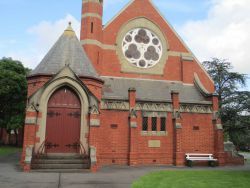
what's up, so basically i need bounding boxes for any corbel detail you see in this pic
[172,109,181,120]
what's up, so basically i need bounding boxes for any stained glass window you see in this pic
[122,28,163,68]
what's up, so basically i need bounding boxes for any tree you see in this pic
[0,57,29,145]
[203,58,250,148]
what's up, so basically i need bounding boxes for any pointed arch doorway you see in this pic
[45,86,81,153]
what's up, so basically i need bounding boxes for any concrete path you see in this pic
[0,152,249,188]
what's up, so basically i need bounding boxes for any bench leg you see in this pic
[187,160,193,167]
[208,161,217,167]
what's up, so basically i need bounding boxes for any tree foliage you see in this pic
[0,57,29,144]
[203,58,250,148]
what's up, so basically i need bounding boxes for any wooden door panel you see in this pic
[64,109,81,153]
[45,87,81,154]
[46,108,63,153]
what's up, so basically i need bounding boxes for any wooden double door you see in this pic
[45,86,81,153]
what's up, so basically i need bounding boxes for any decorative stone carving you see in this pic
[180,104,212,114]
[101,100,130,110]
[135,103,172,112]
[172,110,181,119]
[101,100,173,112]
[101,100,212,114]
[129,108,137,118]
[90,105,99,114]
[26,103,37,112]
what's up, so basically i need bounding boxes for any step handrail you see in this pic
[78,140,87,156]
[36,140,47,159]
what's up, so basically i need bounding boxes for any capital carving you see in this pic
[129,108,137,118]
[89,105,99,115]
[172,110,181,119]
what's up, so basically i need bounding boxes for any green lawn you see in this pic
[0,146,21,156]
[132,171,250,188]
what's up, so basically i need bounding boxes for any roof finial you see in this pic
[64,21,75,36]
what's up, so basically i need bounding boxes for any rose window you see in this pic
[122,28,163,68]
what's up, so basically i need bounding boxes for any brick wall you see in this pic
[181,113,214,153]
[82,0,215,93]
[89,109,218,167]
[20,0,234,172]
[27,76,51,97]
[94,110,130,165]
[136,112,174,165]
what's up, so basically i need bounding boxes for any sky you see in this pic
[0,0,249,90]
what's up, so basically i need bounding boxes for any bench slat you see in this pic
[186,154,213,156]
[187,157,213,160]
[186,153,213,155]
[185,153,217,162]
[187,158,217,161]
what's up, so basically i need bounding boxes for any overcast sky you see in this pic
[0,0,249,89]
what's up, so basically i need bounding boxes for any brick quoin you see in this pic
[21,0,243,172]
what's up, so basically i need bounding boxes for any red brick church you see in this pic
[21,0,243,172]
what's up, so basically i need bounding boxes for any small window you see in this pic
[111,124,118,129]
[91,22,94,33]
[193,126,200,131]
[160,117,166,131]
[152,117,157,131]
[97,51,100,64]
[142,117,148,131]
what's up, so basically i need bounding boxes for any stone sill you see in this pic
[141,131,167,136]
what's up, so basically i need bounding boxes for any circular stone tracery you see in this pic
[122,28,163,68]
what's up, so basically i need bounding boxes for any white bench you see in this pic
[185,153,218,167]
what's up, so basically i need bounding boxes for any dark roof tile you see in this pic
[101,77,210,104]
[30,24,99,78]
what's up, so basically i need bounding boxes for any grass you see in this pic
[132,171,250,188]
[0,146,21,156]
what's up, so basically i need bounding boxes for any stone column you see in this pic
[21,108,39,172]
[89,105,100,172]
[211,94,225,165]
[128,88,138,166]
[171,90,184,166]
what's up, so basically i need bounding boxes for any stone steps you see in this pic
[31,169,91,173]
[38,154,88,160]
[32,159,89,164]
[31,154,90,171]
[32,163,90,169]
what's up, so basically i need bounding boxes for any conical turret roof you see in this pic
[30,23,99,78]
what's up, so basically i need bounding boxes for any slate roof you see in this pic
[30,23,99,78]
[101,77,211,104]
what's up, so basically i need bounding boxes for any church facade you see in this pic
[21,0,235,172]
